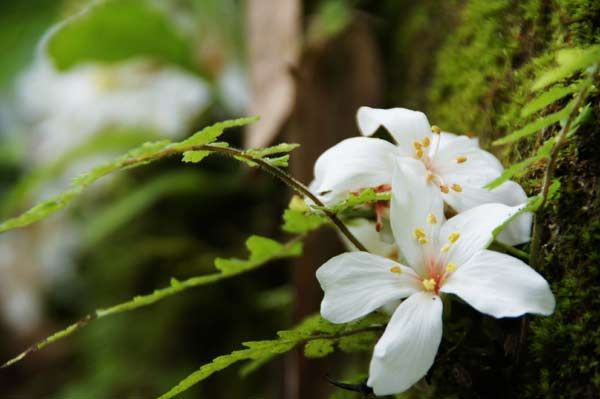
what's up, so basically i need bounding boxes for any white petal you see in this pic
[356,106,432,156]
[431,131,479,153]
[391,159,444,275]
[368,292,443,396]
[492,181,533,245]
[341,219,399,259]
[441,250,555,318]
[316,252,420,323]
[434,136,503,188]
[441,181,533,245]
[440,203,522,266]
[310,137,398,205]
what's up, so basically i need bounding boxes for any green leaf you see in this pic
[3,234,302,368]
[174,116,259,149]
[245,143,300,158]
[521,84,578,117]
[181,150,210,163]
[158,314,382,399]
[214,235,302,274]
[0,117,258,234]
[493,103,572,146]
[47,0,194,71]
[0,130,161,217]
[533,45,600,90]
[282,209,327,234]
[485,138,555,189]
[491,195,543,240]
[304,339,335,358]
[243,142,300,168]
[328,188,391,214]
[338,331,379,353]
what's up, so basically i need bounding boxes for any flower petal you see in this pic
[357,106,432,156]
[434,136,503,188]
[492,181,533,245]
[341,219,399,259]
[441,181,532,245]
[368,292,443,396]
[310,137,398,205]
[441,250,555,318]
[316,252,420,323]
[440,203,522,266]
[391,159,444,275]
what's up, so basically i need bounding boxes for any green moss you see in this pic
[398,0,600,397]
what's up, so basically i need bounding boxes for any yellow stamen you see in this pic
[426,172,435,182]
[440,243,451,253]
[451,183,463,192]
[448,232,461,243]
[413,227,426,239]
[422,278,436,291]
[415,148,424,158]
[455,155,467,164]
[418,237,429,245]
[422,137,431,147]
[440,184,449,194]
[390,266,402,274]
[446,262,457,273]
[427,213,438,224]
[431,125,442,134]
[412,140,423,150]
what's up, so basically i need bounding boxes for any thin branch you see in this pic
[198,144,368,252]
[529,83,590,267]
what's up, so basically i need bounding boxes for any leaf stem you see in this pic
[199,144,368,252]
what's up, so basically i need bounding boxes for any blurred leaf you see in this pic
[521,84,578,117]
[47,0,194,71]
[485,137,555,189]
[0,1,58,88]
[493,102,573,146]
[533,45,600,90]
[0,130,159,216]
[181,150,210,163]
[307,0,352,43]
[0,117,258,234]
[3,234,302,368]
[85,170,228,245]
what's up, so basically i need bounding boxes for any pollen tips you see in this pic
[412,140,423,150]
[418,237,429,245]
[440,243,451,253]
[446,262,457,273]
[440,184,449,194]
[448,232,460,243]
[415,148,424,158]
[426,172,435,182]
[390,266,402,274]
[422,278,436,291]
[427,213,438,224]
[451,183,463,192]
[455,155,467,164]
[422,137,431,147]
[431,125,442,134]
[413,227,426,239]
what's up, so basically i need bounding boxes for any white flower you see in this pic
[18,57,212,165]
[316,159,555,396]
[310,107,531,245]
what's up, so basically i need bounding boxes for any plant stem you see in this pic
[529,83,589,268]
[199,144,369,252]
[491,240,530,261]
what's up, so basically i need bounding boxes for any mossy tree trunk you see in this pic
[376,0,599,397]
